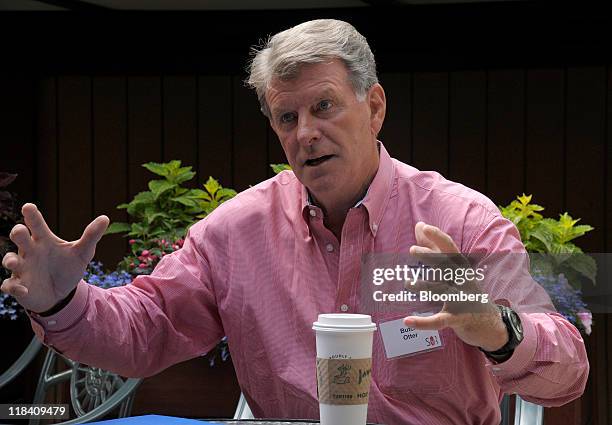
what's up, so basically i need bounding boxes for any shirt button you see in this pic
[372,223,378,231]
[309,209,317,217]
[326,243,334,252]
[340,304,349,312]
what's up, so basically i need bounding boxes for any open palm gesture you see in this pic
[1,203,109,313]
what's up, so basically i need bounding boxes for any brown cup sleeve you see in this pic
[316,357,372,405]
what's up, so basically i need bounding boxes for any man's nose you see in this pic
[296,114,321,147]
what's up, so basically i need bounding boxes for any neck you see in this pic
[310,168,378,242]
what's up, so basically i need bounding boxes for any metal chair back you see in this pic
[1,336,142,425]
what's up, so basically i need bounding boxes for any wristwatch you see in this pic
[481,305,524,362]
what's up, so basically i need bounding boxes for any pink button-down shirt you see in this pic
[30,144,588,425]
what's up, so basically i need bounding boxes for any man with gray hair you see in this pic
[2,19,588,424]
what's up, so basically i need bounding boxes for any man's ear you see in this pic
[367,83,386,137]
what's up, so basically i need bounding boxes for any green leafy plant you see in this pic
[501,194,597,335]
[195,177,237,217]
[106,160,235,244]
[270,163,291,174]
[119,237,184,275]
[499,194,596,288]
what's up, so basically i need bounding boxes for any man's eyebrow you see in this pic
[270,105,290,118]
[270,87,340,117]
[315,88,339,100]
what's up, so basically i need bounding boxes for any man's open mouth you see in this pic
[305,155,334,167]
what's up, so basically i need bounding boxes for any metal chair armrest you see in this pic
[48,378,142,425]
[0,337,43,389]
[514,395,543,425]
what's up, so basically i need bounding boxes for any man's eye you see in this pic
[280,112,296,124]
[318,100,332,111]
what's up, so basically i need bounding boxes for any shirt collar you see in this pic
[300,142,395,236]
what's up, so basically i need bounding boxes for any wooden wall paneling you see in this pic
[524,69,565,217]
[131,356,240,418]
[608,67,612,425]
[57,76,93,241]
[564,68,605,425]
[33,79,58,405]
[127,76,163,199]
[608,68,612,254]
[0,74,37,407]
[36,77,59,232]
[597,65,612,425]
[604,314,611,425]
[486,70,525,205]
[92,76,128,268]
[232,76,268,191]
[448,70,487,194]
[546,67,607,425]
[267,124,286,179]
[412,72,449,176]
[0,74,35,206]
[198,75,233,187]
[163,76,198,188]
[565,67,606,252]
[379,72,412,165]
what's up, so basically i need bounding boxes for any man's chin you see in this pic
[304,179,337,201]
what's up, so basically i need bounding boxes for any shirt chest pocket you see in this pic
[373,327,459,397]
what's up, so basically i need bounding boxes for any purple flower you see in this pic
[0,292,23,320]
[84,261,133,288]
[534,273,590,333]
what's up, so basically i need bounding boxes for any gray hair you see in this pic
[246,19,378,117]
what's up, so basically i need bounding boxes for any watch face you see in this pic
[509,310,523,340]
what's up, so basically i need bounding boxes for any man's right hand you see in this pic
[1,203,109,314]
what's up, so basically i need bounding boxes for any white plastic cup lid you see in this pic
[312,313,377,332]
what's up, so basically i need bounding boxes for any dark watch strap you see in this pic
[480,305,523,362]
[36,287,77,317]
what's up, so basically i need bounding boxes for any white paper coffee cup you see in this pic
[312,314,377,425]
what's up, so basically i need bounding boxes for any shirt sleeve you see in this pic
[466,212,589,406]
[28,220,225,378]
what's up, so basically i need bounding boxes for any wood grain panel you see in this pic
[127,76,163,198]
[544,66,607,425]
[198,75,233,187]
[0,74,35,205]
[525,69,564,218]
[412,72,449,176]
[487,69,525,205]
[379,72,412,164]
[267,125,286,179]
[163,76,198,188]
[131,357,240,418]
[92,76,128,268]
[232,76,267,191]
[565,67,606,252]
[608,68,612,254]
[448,70,486,193]
[36,77,59,232]
[562,72,605,425]
[57,76,92,240]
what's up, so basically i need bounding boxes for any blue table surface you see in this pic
[88,416,323,424]
[89,415,220,424]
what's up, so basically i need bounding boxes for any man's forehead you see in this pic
[269,82,339,101]
[267,73,352,111]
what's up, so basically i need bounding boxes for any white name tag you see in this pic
[379,316,443,359]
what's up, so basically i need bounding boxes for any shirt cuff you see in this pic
[486,310,537,376]
[28,280,90,342]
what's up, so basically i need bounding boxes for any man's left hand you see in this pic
[404,222,509,352]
